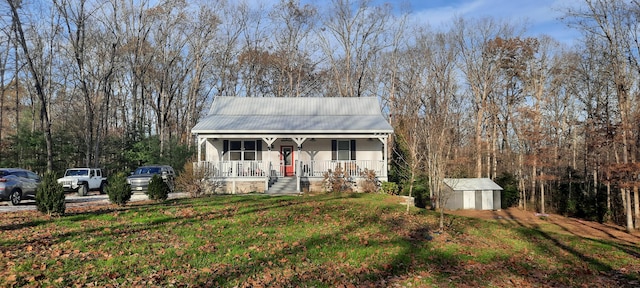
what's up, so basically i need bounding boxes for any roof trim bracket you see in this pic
[292,137,307,148]
[263,137,277,147]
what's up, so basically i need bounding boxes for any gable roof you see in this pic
[443,178,503,191]
[191,97,393,135]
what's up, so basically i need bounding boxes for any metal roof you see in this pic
[192,97,394,134]
[443,178,503,191]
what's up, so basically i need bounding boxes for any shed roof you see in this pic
[443,178,503,191]
[191,97,394,135]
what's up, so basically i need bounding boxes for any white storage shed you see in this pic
[443,178,503,210]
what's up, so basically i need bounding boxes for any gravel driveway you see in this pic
[0,192,189,213]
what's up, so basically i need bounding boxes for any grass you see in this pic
[0,193,638,287]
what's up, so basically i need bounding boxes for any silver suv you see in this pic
[0,168,41,205]
[127,165,175,192]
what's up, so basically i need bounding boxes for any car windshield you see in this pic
[135,167,161,175]
[65,169,88,176]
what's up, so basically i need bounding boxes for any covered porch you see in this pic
[194,135,390,193]
[190,97,394,194]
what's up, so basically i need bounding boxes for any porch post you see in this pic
[296,145,301,192]
[197,135,206,162]
[378,135,388,178]
[196,135,201,162]
[292,138,306,193]
[262,137,277,192]
[262,137,277,177]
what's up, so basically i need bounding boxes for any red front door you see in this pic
[281,146,294,176]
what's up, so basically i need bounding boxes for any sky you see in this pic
[401,0,583,46]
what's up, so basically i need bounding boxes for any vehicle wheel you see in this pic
[99,182,106,194]
[78,183,88,196]
[9,189,21,206]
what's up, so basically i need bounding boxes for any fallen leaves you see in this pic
[0,194,638,287]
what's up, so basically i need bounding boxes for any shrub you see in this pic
[322,165,353,193]
[147,174,169,201]
[107,172,132,206]
[175,161,209,197]
[359,169,380,193]
[36,172,66,216]
[381,181,399,195]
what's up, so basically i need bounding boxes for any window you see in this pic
[224,140,262,161]
[332,140,356,161]
[27,172,40,181]
[337,140,350,160]
[12,171,27,178]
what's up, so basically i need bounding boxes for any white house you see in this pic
[191,97,394,194]
[443,178,503,210]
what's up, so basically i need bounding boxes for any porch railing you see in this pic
[195,161,272,178]
[298,160,386,178]
[195,160,386,179]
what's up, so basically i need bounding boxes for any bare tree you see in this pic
[565,0,639,231]
[0,25,12,145]
[178,3,219,144]
[6,0,55,171]
[268,0,319,97]
[452,17,519,178]
[418,30,459,230]
[54,0,120,167]
[317,0,392,97]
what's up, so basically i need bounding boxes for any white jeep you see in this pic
[57,168,107,196]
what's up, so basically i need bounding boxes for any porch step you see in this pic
[267,177,299,194]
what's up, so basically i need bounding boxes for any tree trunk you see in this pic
[530,159,537,210]
[625,189,633,232]
[8,0,54,171]
[475,107,483,178]
[634,187,639,230]
[540,173,545,214]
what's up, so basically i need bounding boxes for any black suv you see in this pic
[126,165,175,192]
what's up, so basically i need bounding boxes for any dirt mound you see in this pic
[446,207,640,245]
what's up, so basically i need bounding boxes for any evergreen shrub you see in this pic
[147,174,169,201]
[36,172,66,216]
[107,172,132,206]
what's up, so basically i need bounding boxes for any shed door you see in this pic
[482,190,493,210]
[463,190,475,209]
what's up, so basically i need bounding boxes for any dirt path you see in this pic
[446,207,640,245]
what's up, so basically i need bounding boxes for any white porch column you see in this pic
[378,136,389,179]
[197,135,206,162]
[292,137,306,192]
[262,137,277,177]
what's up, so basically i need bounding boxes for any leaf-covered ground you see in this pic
[0,193,638,287]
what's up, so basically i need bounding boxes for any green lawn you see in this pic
[0,193,638,287]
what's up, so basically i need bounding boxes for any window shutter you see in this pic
[223,140,229,154]
[256,140,262,161]
[350,140,356,160]
[331,140,337,160]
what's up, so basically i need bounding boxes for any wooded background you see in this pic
[0,0,638,230]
